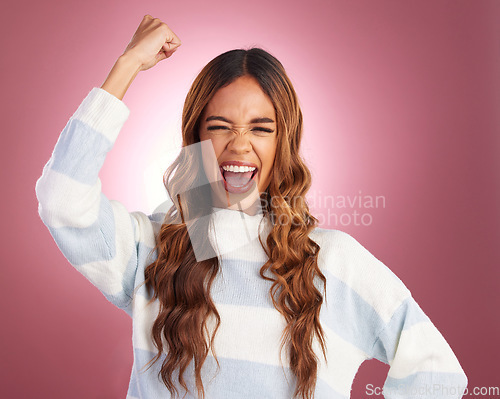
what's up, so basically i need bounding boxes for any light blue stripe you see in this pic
[127,226,429,363]
[209,259,386,355]
[210,258,278,308]
[46,193,159,314]
[383,371,468,398]
[321,271,386,355]
[393,297,430,330]
[129,348,347,399]
[211,262,430,359]
[50,118,113,185]
[148,212,168,224]
[127,366,140,398]
[371,297,431,363]
[131,240,158,302]
[103,237,150,314]
[132,256,391,357]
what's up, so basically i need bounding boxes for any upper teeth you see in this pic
[222,165,256,173]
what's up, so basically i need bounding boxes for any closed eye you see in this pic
[252,127,275,133]
[206,126,230,131]
[206,125,275,134]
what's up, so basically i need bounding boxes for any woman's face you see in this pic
[199,75,278,211]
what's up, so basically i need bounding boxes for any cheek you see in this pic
[200,136,224,159]
[211,140,226,160]
[199,139,224,183]
[262,140,278,168]
[256,140,277,177]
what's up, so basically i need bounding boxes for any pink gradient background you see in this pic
[2,0,499,397]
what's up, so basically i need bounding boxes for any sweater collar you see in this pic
[207,206,271,259]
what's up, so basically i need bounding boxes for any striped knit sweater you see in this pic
[35,87,468,399]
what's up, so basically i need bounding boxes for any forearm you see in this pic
[36,87,130,227]
[100,54,142,100]
[372,296,468,398]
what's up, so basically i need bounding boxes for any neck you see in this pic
[208,200,270,260]
[210,188,264,216]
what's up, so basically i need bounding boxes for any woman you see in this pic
[35,15,467,399]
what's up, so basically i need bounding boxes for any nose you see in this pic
[226,129,252,154]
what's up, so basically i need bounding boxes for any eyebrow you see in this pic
[205,116,275,124]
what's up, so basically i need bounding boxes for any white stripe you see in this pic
[208,209,271,263]
[132,299,289,361]
[388,321,465,379]
[132,295,372,397]
[133,294,161,353]
[128,208,159,249]
[206,303,289,367]
[71,87,130,143]
[314,229,410,323]
[315,324,369,397]
[36,168,101,229]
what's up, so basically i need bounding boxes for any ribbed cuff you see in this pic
[70,87,131,143]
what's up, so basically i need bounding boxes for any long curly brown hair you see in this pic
[142,47,328,399]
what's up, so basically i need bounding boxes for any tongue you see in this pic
[223,170,254,187]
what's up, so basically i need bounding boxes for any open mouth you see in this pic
[219,164,258,193]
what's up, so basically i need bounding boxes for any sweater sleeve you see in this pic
[366,268,468,398]
[322,230,468,398]
[35,87,160,317]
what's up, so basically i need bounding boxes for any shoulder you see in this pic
[310,226,393,272]
[310,227,384,268]
[309,226,358,249]
[125,198,175,249]
[310,227,411,324]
